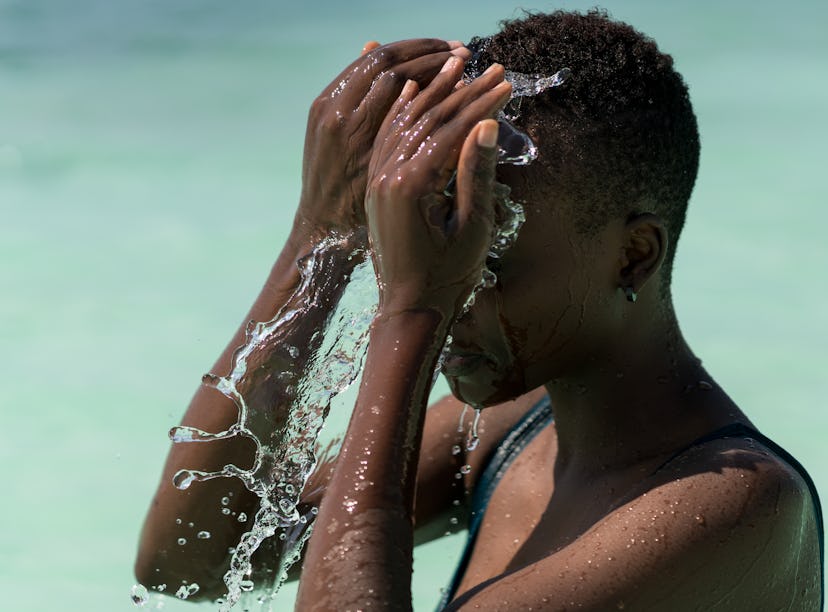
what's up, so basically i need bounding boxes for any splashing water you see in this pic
[160,38,555,609]
[170,230,378,609]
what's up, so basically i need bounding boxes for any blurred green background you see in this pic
[1,0,825,609]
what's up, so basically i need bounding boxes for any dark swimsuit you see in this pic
[437,396,824,610]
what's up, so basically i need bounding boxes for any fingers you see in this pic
[329,39,453,106]
[455,119,499,232]
[369,79,420,177]
[393,72,510,187]
[354,51,455,136]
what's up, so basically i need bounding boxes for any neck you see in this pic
[544,302,744,481]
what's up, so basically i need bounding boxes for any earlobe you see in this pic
[618,213,668,295]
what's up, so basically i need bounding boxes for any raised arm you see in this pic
[134,39,473,600]
[295,55,512,610]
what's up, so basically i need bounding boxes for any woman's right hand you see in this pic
[291,39,470,247]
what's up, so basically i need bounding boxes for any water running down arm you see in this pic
[295,54,511,610]
[134,39,473,599]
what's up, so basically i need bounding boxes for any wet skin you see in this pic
[136,37,822,611]
[296,44,821,611]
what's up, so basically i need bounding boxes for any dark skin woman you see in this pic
[136,11,822,611]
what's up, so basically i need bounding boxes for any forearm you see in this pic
[136,229,366,596]
[296,308,450,612]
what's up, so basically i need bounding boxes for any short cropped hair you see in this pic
[478,9,700,287]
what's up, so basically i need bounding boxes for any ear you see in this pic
[618,213,668,293]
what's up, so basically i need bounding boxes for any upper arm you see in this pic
[447,444,821,611]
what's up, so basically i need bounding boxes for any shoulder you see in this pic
[449,431,822,611]
[604,434,822,610]
[610,433,822,610]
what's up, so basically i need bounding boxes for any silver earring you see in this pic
[624,286,637,303]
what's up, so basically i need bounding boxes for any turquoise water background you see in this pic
[1,0,826,609]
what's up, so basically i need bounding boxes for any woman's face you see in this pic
[441,168,623,407]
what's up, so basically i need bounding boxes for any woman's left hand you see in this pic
[364,57,512,319]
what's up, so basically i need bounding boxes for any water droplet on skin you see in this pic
[174,583,200,600]
[451,444,462,456]
[177,538,187,546]
[172,470,195,490]
[221,508,231,515]
[460,465,472,475]
[288,346,299,358]
[175,518,182,525]
[454,473,463,480]
[449,517,459,525]
[695,514,706,526]
[197,531,211,540]
[221,496,230,506]
[240,580,255,592]
[311,507,319,515]
[698,380,713,390]
[237,512,247,522]
[130,584,149,606]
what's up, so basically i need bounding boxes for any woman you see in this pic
[137,11,823,611]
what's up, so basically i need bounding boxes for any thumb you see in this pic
[454,119,499,234]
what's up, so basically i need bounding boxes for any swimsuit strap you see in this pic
[436,396,554,610]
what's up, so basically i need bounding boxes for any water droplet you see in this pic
[201,372,220,387]
[285,484,296,495]
[288,346,299,358]
[221,496,230,506]
[197,531,211,540]
[130,584,148,606]
[454,472,463,480]
[177,538,187,546]
[221,508,231,515]
[175,583,200,600]
[175,518,182,525]
[310,507,319,515]
[457,404,469,433]
[172,470,195,490]
[449,517,459,525]
[451,444,462,456]
[240,580,255,592]
[460,465,472,475]
[237,512,247,522]
[697,380,713,390]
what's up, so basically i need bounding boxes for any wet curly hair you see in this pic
[478,9,699,287]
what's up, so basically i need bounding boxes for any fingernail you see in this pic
[482,63,503,76]
[441,56,461,73]
[450,46,472,60]
[477,120,499,148]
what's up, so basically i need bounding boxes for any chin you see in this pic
[444,368,527,409]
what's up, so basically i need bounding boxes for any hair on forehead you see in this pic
[477,9,700,288]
